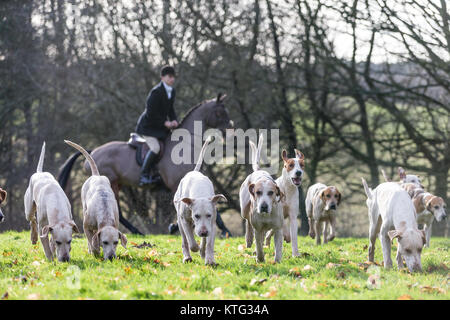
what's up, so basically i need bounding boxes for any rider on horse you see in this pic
[136,66,179,186]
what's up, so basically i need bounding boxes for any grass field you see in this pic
[0,231,448,300]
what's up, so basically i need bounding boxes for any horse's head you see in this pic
[205,93,233,135]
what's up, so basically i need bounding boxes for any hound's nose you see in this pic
[107,254,116,261]
[330,203,337,210]
[60,255,70,262]
[260,203,269,212]
[295,171,302,177]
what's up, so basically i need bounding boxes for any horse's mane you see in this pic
[179,99,212,126]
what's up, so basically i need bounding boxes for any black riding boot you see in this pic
[139,151,161,186]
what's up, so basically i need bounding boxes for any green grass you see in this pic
[0,231,448,300]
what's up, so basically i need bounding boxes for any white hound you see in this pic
[173,136,227,265]
[24,142,79,262]
[265,148,305,256]
[362,179,425,272]
[65,140,127,260]
[239,134,284,263]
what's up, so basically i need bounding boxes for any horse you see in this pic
[58,93,233,235]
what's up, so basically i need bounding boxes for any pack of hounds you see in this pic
[0,135,446,273]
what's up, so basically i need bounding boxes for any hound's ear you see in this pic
[336,189,342,205]
[0,188,6,203]
[281,149,288,162]
[119,232,127,248]
[69,221,80,233]
[181,198,194,207]
[425,198,434,211]
[398,167,406,180]
[92,230,101,250]
[211,194,227,204]
[319,189,326,203]
[294,149,305,160]
[248,183,256,199]
[388,230,403,243]
[41,225,53,238]
[276,186,285,203]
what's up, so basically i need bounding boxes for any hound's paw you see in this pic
[190,243,200,252]
[327,235,335,242]
[205,260,218,267]
[183,257,193,263]
[309,232,315,239]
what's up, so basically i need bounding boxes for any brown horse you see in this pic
[58,94,233,234]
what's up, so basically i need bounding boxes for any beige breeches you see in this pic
[142,135,160,154]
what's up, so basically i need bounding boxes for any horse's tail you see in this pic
[64,140,99,176]
[194,136,213,172]
[249,133,263,172]
[36,142,46,173]
[57,150,84,190]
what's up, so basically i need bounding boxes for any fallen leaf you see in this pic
[147,249,158,257]
[303,265,313,271]
[250,278,267,286]
[326,263,341,269]
[212,287,223,296]
[299,252,311,258]
[289,267,302,277]
[32,261,41,267]
[420,286,446,294]
[27,293,40,300]
[238,244,245,251]
[397,294,413,300]
[123,266,133,274]
[262,287,277,298]
[1,292,8,300]
[367,274,381,289]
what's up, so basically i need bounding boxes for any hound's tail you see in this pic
[194,136,213,172]
[380,168,391,182]
[249,133,264,172]
[64,140,99,176]
[36,142,46,173]
[361,177,373,199]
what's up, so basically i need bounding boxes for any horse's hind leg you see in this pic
[111,181,143,235]
[216,209,232,237]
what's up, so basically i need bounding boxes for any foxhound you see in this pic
[65,140,127,260]
[381,167,423,188]
[239,134,284,263]
[305,183,341,245]
[265,149,305,257]
[362,179,425,272]
[400,183,447,247]
[24,142,80,262]
[173,136,227,265]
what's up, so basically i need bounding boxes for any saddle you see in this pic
[127,133,164,167]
